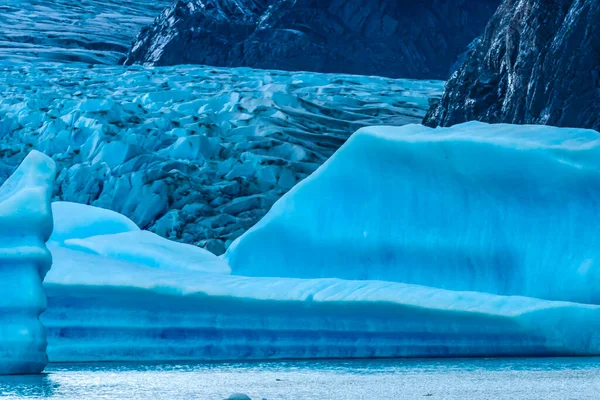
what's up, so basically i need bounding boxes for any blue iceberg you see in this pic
[4,121,600,371]
[41,122,600,362]
[0,151,55,374]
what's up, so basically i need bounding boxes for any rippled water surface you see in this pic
[1,358,598,400]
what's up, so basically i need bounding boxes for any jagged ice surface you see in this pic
[0,0,171,65]
[0,151,55,375]
[0,64,441,255]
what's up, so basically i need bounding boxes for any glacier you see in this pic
[0,63,442,255]
[0,0,171,65]
[0,151,55,374]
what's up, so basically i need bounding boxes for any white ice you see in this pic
[0,151,55,374]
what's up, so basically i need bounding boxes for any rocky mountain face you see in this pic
[0,64,441,255]
[425,0,600,131]
[124,0,500,80]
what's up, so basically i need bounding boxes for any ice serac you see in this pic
[0,64,441,255]
[424,0,600,130]
[0,151,55,375]
[227,122,600,306]
[123,0,500,79]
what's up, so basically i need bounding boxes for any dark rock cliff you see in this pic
[124,0,500,80]
[424,0,600,131]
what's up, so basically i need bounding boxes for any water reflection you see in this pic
[1,358,599,399]
[0,373,58,397]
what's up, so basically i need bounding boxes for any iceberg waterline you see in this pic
[43,272,600,361]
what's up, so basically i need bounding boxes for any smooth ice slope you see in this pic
[0,151,55,374]
[49,202,230,274]
[62,231,231,274]
[51,201,139,243]
[227,122,600,305]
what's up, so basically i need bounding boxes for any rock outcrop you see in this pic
[424,0,600,131]
[124,0,500,80]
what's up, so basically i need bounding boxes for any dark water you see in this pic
[0,358,598,399]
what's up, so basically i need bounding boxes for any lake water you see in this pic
[0,358,598,400]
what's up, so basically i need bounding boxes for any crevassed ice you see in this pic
[0,151,55,375]
[0,64,442,255]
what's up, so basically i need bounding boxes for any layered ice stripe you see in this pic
[0,151,55,374]
[226,122,600,305]
[43,248,600,361]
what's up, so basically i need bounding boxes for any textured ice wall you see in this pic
[227,122,600,305]
[0,0,171,65]
[0,64,441,255]
[0,151,55,374]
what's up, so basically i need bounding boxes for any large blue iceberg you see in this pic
[227,122,600,306]
[40,123,600,362]
[0,151,55,374]
[4,122,600,370]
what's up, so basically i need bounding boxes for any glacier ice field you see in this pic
[0,0,171,65]
[0,63,442,255]
[2,120,600,374]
